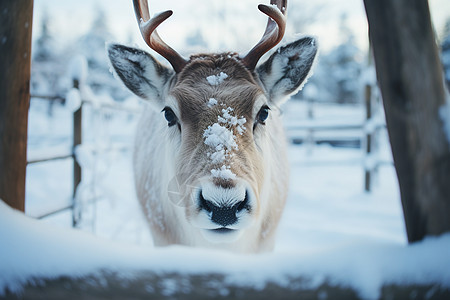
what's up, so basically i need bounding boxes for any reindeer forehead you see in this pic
[171,53,263,125]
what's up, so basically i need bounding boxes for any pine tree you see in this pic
[31,9,64,96]
[326,14,363,104]
[74,7,129,101]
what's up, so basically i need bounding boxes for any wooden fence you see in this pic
[27,79,139,225]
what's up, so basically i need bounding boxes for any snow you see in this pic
[65,87,82,112]
[270,3,284,11]
[1,200,450,298]
[363,113,385,135]
[208,97,218,107]
[204,123,238,152]
[203,107,247,178]
[206,72,228,86]
[218,107,246,135]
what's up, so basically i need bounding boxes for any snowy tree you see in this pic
[324,14,363,104]
[294,14,363,104]
[31,9,66,97]
[185,29,208,51]
[296,54,337,103]
[287,0,325,35]
[33,9,54,62]
[73,8,130,101]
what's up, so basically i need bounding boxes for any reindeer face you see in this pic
[108,36,317,244]
[107,0,317,249]
[165,54,271,242]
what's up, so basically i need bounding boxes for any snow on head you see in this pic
[203,107,247,179]
[208,98,218,107]
[206,72,228,86]
[204,123,238,156]
[218,107,246,135]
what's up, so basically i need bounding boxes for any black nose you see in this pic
[199,191,250,227]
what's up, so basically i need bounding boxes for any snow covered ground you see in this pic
[2,99,450,298]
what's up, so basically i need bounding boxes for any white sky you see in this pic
[32,0,450,55]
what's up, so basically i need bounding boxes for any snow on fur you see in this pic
[208,98,218,107]
[206,72,228,86]
[203,107,246,178]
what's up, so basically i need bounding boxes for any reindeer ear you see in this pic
[107,44,174,104]
[257,37,318,104]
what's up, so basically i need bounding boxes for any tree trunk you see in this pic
[363,0,450,242]
[0,1,34,212]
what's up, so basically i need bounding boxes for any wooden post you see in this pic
[364,0,450,242]
[0,1,34,211]
[72,79,82,227]
[364,83,372,192]
[306,97,314,154]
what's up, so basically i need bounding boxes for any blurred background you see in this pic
[26,0,450,251]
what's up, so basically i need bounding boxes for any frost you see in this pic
[270,3,284,13]
[204,123,238,152]
[364,153,377,171]
[439,101,450,143]
[211,165,236,180]
[206,72,228,86]
[208,98,218,107]
[65,88,82,113]
[364,114,384,135]
[203,107,247,177]
[217,107,246,135]
[74,144,95,169]
[209,149,226,164]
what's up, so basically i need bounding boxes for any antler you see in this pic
[242,0,287,70]
[133,0,188,73]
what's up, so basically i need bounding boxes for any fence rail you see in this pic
[27,153,73,165]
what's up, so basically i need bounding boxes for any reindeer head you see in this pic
[108,0,317,245]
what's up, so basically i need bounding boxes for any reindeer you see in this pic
[107,0,317,253]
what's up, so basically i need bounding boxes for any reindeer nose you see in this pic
[199,191,250,227]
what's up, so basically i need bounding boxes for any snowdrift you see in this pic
[1,200,450,299]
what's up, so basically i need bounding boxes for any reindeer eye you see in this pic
[256,105,270,124]
[162,107,177,127]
